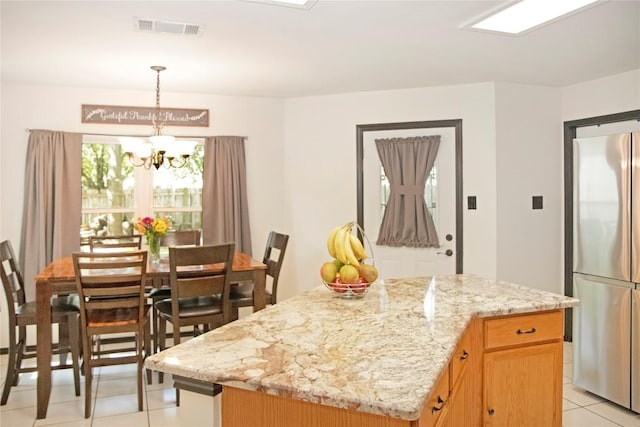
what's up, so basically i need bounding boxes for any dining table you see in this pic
[33,251,267,419]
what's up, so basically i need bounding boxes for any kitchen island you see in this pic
[145,274,578,426]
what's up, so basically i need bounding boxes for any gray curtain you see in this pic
[20,130,82,300]
[375,135,440,248]
[202,136,252,254]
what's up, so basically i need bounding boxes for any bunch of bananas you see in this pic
[326,221,368,266]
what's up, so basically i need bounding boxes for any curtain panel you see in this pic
[20,130,82,300]
[375,135,440,248]
[202,136,252,254]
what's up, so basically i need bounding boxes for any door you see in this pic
[573,133,631,281]
[360,126,457,279]
[573,273,631,408]
[484,342,563,426]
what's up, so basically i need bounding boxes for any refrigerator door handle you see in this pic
[632,132,640,283]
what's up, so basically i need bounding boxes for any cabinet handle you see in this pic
[488,408,495,416]
[516,327,536,335]
[459,350,469,361]
[431,396,445,414]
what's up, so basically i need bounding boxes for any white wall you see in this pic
[281,83,498,299]
[495,83,563,293]
[561,69,640,121]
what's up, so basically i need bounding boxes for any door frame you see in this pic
[563,109,640,341]
[356,119,463,274]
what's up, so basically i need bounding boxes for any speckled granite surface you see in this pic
[145,274,578,420]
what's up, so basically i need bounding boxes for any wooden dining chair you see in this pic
[72,250,151,418]
[0,240,81,405]
[229,231,289,320]
[88,234,149,366]
[149,229,203,353]
[89,234,142,252]
[155,243,235,403]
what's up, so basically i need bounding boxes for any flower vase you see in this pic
[147,234,161,264]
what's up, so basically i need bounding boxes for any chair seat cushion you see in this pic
[155,296,222,319]
[148,287,172,300]
[229,283,272,306]
[16,295,80,318]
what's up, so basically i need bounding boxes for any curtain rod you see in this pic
[25,128,247,139]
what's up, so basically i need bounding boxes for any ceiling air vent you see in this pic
[134,17,203,36]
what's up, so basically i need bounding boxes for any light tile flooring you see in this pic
[1,342,639,426]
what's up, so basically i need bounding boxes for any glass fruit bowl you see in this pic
[323,278,372,299]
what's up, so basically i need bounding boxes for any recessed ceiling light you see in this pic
[470,0,601,35]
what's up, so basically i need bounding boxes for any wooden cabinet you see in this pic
[220,310,564,427]
[418,321,477,427]
[483,310,564,427]
[419,369,449,427]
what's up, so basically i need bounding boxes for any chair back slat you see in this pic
[161,230,202,247]
[89,235,142,252]
[0,240,26,318]
[174,276,226,299]
[85,296,141,310]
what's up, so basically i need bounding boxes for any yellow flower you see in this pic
[153,219,168,234]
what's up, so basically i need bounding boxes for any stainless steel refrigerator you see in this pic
[573,131,639,413]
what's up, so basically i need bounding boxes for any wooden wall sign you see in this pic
[81,104,209,127]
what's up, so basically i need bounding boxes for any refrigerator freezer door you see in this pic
[632,132,640,283]
[633,285,640,412]
[573,133,631,281]
[573,273,631,408]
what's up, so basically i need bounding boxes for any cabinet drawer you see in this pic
[419,368,450,427]
[485,310,563,349]
[449,329,471,388]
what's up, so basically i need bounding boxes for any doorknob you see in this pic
[437,249,453,257]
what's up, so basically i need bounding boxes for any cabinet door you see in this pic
[445,376,467,427]
[484,342,562,427]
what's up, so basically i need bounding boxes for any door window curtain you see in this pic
[20,130,82,300]
[375,135,440,248]
[202,136,252,254]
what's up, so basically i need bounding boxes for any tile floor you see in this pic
[1,342,639,426]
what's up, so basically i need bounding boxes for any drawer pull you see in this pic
[516,327,536,335]
[431,396,445,414]
[459,350,469,361]
[488,408,495,416]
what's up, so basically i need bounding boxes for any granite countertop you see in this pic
[144,274,578,421]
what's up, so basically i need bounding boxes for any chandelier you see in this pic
[120,66,195,170]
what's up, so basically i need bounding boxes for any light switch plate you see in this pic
[468,196,477,210]
[532,196,543,210]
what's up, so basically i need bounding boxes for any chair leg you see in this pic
[68,315,81,397]
[158,318,166,384]
[57,321,70,366]
[144,318,152,385]
[13,326,27,386]
[0,327,17,405]
[137,339,144,411]
[83,333,93,418]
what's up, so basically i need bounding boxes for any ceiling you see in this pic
[1,1,638,98]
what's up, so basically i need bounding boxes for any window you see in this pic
[379,164,438,226]
[80,135,203,245]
